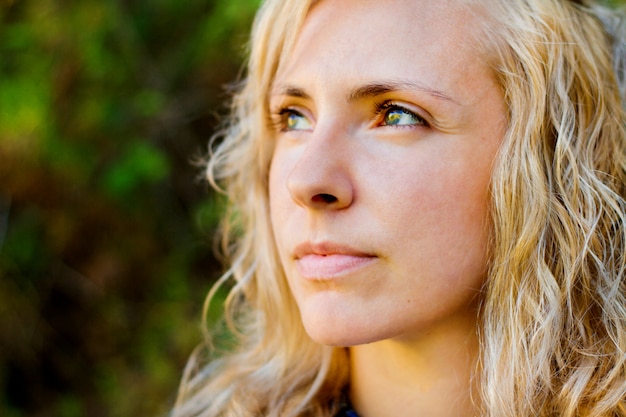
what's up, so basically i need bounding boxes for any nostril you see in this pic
[311,193,338,204]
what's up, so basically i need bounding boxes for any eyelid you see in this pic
[270,105,315,132]
[373,100,430,128]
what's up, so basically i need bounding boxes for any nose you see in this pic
[286,131,354,210]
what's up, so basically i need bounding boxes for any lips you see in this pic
[293,242,377,280]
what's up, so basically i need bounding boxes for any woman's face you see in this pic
[268,0,506,346]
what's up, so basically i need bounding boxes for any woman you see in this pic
[173,0,626,416]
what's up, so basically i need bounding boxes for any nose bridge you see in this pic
[286,124,354,210]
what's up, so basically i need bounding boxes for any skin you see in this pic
[268,0,505,415]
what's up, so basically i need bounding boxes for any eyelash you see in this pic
[269,108,305,132]
[373,100,429,128]
[270,100,429,132]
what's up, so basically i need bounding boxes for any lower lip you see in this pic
[296,254,376,280]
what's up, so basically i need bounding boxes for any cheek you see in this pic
[380,148,491,219]
[268,159,282,229]
[387,148,494,273]
[268,149,293,246]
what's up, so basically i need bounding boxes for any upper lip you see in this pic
[293,241,376,259]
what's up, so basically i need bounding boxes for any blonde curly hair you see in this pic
[172,1,626,416]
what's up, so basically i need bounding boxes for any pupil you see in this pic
[387,110,403,125]
[287,114,299,128]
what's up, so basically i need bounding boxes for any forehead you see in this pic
[274,0,494,105]
[302,0,479,46]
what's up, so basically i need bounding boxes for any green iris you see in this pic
[384,108,421,126]
[286,111,312,130]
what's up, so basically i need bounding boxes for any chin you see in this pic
[295,292,405,346]
[301,314,395,347]
[305,328,375,347]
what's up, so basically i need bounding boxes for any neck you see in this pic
[348,312,481,417]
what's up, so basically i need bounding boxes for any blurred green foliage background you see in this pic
[0,0,258,416]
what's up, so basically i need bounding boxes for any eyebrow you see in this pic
[348,80,458,104]
[272,86,311,100]
[271,80,458,104]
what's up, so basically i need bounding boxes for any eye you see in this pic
[376,101,427,127]
[276,108,313,131]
